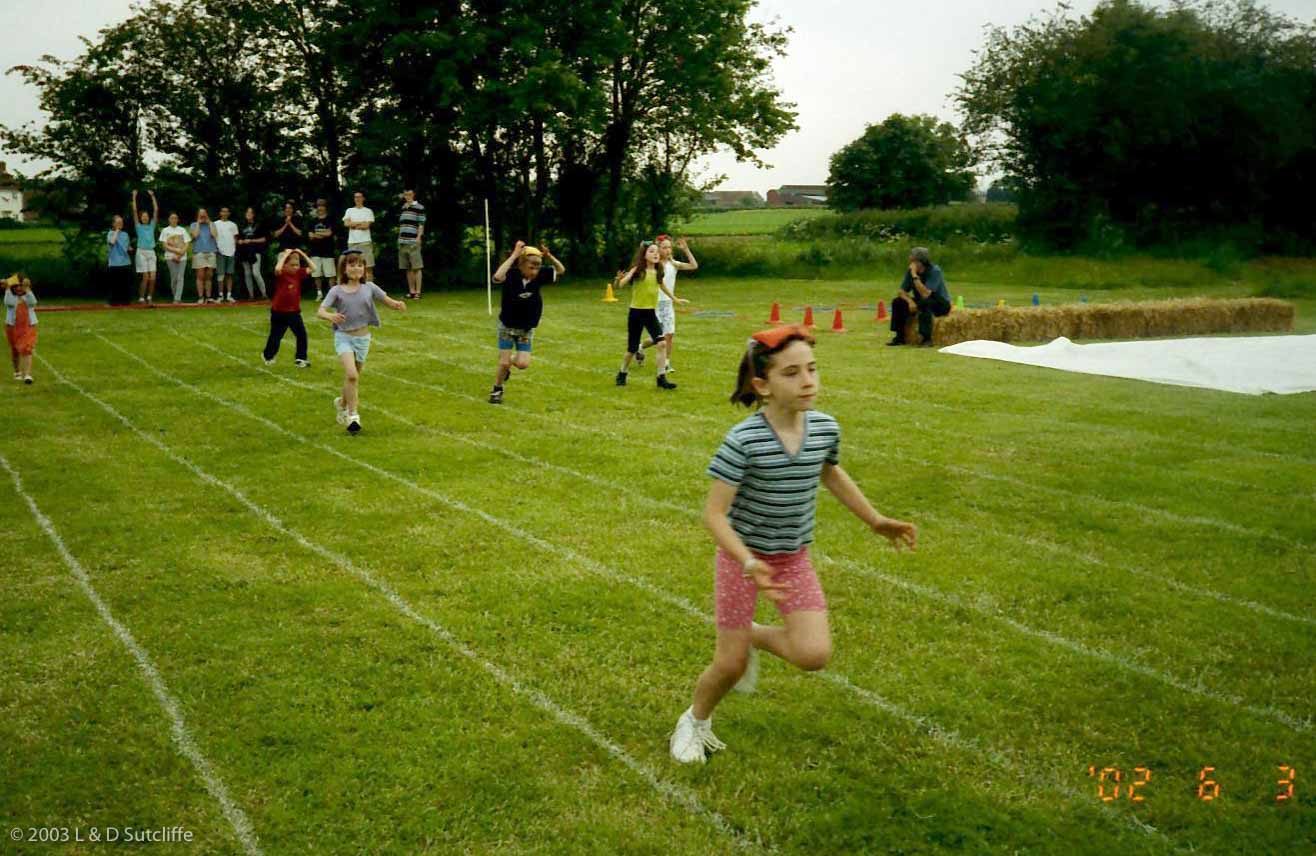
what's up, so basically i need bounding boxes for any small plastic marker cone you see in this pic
[602,283,619,303]
[1080,295,1088,303]
[876,300,887,321]
[1032,292,1040,306]
[767,301,782,324]
[802,306,818,329]
[830,308,846,333]
[997,298,1006,308]
[954,294,964,311]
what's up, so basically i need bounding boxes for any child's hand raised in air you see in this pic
[873,518,917,551]
[744,557,790,603]
[513,240,526,257]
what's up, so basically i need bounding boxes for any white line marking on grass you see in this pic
[0,453,263,856]
[35,354,762,854]
[819,553,1311,734]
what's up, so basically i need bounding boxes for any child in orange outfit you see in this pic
[4,274,38,384]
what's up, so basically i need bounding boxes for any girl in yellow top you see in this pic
[614,242,684,390]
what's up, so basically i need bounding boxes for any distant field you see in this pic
[678,207,830,236]
[0,227,63,244]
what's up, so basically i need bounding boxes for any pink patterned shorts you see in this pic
[715,547,827,630]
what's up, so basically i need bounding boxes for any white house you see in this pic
[0,163,24,220]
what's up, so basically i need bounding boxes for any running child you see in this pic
[488,241,565,405]
[5,274,38,385]
[264,248,313,368]
[668,324,918,764]
[614,241,684,390]
[638,235,697,373]
[131,190,159,304]
[316,250,407,434]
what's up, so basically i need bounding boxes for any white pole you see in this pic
[484,198,492,316]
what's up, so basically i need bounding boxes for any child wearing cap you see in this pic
[668,324,918,764]
[5,274,38,384]
[488,240,565,405]
[317,250,407,434]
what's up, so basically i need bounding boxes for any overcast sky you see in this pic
[2,0,1312,192]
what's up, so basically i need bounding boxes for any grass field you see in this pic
[677,208,829,236]
[2,276,1313,854]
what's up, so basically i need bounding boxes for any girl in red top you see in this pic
[263,249,313,367]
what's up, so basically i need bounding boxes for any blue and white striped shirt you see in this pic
[707,410,841,554]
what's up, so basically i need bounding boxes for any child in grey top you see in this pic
[316,251,406,435]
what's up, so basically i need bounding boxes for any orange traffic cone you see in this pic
[766,301,782,324]
[802,306,817,329]
[830,308,846,333]
[876,300,887,321]
[602,283,619,302]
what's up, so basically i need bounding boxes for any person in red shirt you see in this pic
[263,248,314,367]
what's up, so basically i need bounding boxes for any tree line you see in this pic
[1,0,796,281]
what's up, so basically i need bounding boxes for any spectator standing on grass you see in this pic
[307,199,337,300]
[238,206,268,299]
[106,214,133,305]
[190,208,219,303]
[160,212,191,303]
[131,190,159,304]
[214,206,240,303]
[272,200,304,252]
[342,191,375,280]
[398,189,426,299]
[888,246,950,347]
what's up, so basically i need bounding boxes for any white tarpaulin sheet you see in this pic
[939,335,1316,395]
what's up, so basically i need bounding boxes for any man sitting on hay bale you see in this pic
[888,247,951,347]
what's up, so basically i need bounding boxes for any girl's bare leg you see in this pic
[339,351,361,412]
[751,611,831,672]
[692,628,752,720]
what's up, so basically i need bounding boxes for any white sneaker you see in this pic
[226,295,236,303]
[137,297,146,304]
[346,414,361,435]
[733,645,759,694]
[295,359,309,368]
[12,372,20,381]
[196,297,205,304]
[666,365,675,375]
[263,357,275,366]
[22,375,32,385]
[669,708,726,764]
[334,397,347,425]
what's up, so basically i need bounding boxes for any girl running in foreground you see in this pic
[669,324,917,764]
[316,250,406,434]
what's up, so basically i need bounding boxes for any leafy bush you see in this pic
[780,204,1017,244]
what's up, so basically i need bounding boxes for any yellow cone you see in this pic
[996,298,1006,307]
[602,283,619,303]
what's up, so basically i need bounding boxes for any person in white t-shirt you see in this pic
[213,207,241,303]
[158,212,191,303]
[342,191,376,279]
[639,235,698,373]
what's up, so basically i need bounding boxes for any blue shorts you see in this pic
[333,330,372,363]
[497,322,534,353]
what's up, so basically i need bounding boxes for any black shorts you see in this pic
[627,308,662,354]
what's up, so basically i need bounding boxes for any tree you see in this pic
[826,114,976,211]
[985,178,1019,204]
[956,0,1316,250]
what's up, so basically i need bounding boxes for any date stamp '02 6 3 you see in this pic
[1086,764,1298,805]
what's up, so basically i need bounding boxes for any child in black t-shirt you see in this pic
[488,241,565,404]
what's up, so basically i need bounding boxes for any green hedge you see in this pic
[779,203,1017,243]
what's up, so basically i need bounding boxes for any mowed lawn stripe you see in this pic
[35,350,765,852]
[1,453,264,856]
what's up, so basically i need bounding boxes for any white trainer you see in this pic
[669,708,727,764]
[334,397,347,426]
[733,645,759,694]
[346,413,361,435]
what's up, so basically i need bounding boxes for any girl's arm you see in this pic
[615,266,637,287]
[671,239,698,271]
[658,279,688,304]
[492,241,525,283]
[148,191,158,224]
[131,191,139,223]
[371,283,406,312]
[24,290,36,307]
[704,480,790,602]
[288,219,302,236]
[294,249,312,265]
[821,463,917,550]
[315,292,345,325]
[541,244,566,276]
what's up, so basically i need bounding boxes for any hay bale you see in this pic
[931,297,1294,346]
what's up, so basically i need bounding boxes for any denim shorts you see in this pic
[216,253,236,276]
[333,330,372,363]
[497,322,534,352]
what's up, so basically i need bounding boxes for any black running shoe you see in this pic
[489,386,504,404]
[657,375,677,390]
[615,371,628,386]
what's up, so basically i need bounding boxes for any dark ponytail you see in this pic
[730,329,816,408]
